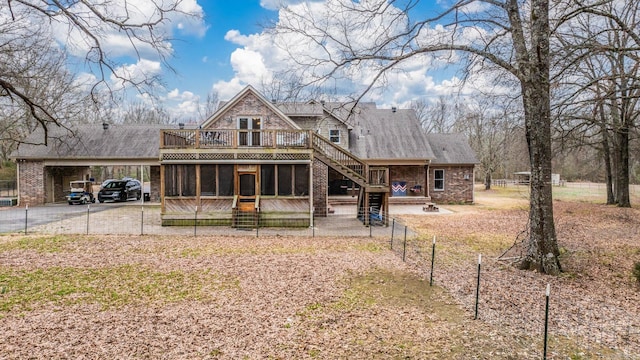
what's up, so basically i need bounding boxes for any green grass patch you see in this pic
[0,235,86,253]
[0,265,236,312]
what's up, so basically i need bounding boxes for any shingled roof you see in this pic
[426,133,480,165]
[348,106,435,161]
[11,124,165,161]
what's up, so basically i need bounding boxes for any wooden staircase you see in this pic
[312,133,389,225]
[232,196,259,229]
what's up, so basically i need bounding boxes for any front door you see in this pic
[238,172,257,211]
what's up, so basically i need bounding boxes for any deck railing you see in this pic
[160,129,311,149]
[311,132,367,181]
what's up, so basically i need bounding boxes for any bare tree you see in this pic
[413,96,457,133]
[273,0,564,274]
[121,101,173,125]
[0,17,95,158]
[0,1,202,143]
[553,0,640,207]
[198,90,220,121]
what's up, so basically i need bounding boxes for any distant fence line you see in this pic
[0,180,17,197]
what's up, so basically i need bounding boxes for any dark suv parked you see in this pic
[97,179,141,203]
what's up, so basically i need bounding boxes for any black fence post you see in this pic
[86,204,90,235]
[312,207,315,238]
[194,206,198,237]
[543,283,550,359]
[390,219,395,249]
[256,213,259,237]
[429,236,436,286]
[402,226,407,262]
[141,206,144,235]
[474,254,482,320]
[24,204,28,235]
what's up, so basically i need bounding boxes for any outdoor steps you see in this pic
[328,196,432,206]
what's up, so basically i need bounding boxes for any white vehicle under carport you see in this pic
[66,180,96,205]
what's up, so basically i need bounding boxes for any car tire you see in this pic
[99,200,104,203]
[82,199,87,205]
[68,202,73,205]
[136,193,141,200]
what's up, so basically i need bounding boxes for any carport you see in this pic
[10,124,167,206]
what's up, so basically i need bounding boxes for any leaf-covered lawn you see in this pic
[0,195,638,359]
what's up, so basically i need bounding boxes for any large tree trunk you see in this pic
[516,0,561,275]
[484,171,492,190]
[519,82,562,275]
[615,127,631,207]
[601,125,616,205]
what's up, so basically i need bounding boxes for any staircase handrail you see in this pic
[312,132,368,183]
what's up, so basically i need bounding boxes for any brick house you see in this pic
[12,86,478,227]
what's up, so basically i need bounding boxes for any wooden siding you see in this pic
[259,198,310,212]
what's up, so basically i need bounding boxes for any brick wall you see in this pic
[429,165,475,203]
[389,165,426,196]
[312,159,328,217]
[18,161,45,206]
[207,92,295,130]
[149,166,161,202]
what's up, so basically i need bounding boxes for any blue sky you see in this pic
[152,0,476,122]
[42,0,493,122]
[168,1,278,99]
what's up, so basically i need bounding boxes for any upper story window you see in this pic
[238,117,262,146]
[329,129,340,143]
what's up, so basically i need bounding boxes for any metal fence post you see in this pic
[429,236,436,286]
[474,254,482,320]
[141,206,144,235]
[402,226,407,262]
[543,283,551,359]
[390,219,395,249]
[194,206,198,237]
[312,207,315,237]
[24,204,28,235]
[86,204,90,235]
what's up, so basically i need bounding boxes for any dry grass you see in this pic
[0,186,639,359]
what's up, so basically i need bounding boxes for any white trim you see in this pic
[329,129,340,144]
[201,85,301,130]
[434,169,445,191]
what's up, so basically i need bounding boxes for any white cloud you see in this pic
[259,0,311,11]
[213,77,246,101]
[110,59,162,89]
[211,0,514,111]
[45,0,206,60]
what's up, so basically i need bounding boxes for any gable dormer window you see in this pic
[329,129,340,144]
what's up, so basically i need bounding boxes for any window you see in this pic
[278,165,293,195]
[260,164,309,197]
[238,117,262,146]
[329,129,340,143]
[294,164,309,196]
[164,165,196,196]
[434,169,445,191]
[200,165,216,196]
[260,165,275,195]
[218,164,234,196]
